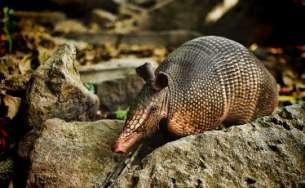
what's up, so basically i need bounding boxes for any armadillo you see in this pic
[112,36,278,153]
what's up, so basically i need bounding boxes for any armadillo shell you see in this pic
[156,36,278,135]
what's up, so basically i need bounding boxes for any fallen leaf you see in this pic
[282,70,295,87]
[18,54,32,74]
[3,95,21,119]
[249,43,258,51]
[38,47,53,64]
[278,95,297,104]
[153,48,167,62]
[267,47,284,54]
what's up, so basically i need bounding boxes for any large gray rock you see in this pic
[96,76,144,112]
[26,119,124,187]
[114,103,305,187]
[79,57,158,84]
[25,44,99,129]
[79,58,157,113]
[25,104,305,187]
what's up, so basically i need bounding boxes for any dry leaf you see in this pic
[153,48,167,62]
[38,47,53,64]
[278,95,297,104]
[3,95,21,119]
[18,54,32,74]
[267,47,283,54]
[282,70,295,87]
[105,42,119,57]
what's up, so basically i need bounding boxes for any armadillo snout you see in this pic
[111,132,144,154]
[111,142,128,154]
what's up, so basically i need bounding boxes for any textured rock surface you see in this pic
[79,58,157,113]
[25,44,99,129]
[25,104,305,187]
[18,129,42,160]
[97,76,144,112]
[114,103,305,187]
[79,57,157,84]
[27,119,124,187]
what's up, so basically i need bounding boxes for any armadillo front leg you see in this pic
[167,73,225,136]
[167,96,224,136]
[168,111,199,136]
[168,110,222,136]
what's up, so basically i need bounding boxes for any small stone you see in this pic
[54,20,87,34]
[91,9,117,28]
[2,95,21,119]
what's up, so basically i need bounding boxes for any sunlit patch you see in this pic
[205,0,239,23]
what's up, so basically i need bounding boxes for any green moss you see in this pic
[114,108,128,120]
[83,83,96,94]
[2,7,16,53]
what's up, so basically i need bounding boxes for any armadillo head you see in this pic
[112,63,169,154]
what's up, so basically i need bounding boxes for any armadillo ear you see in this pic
[136,62,155,83]
[153,72,168,91]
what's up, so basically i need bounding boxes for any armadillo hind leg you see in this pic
[253,68,278,119]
